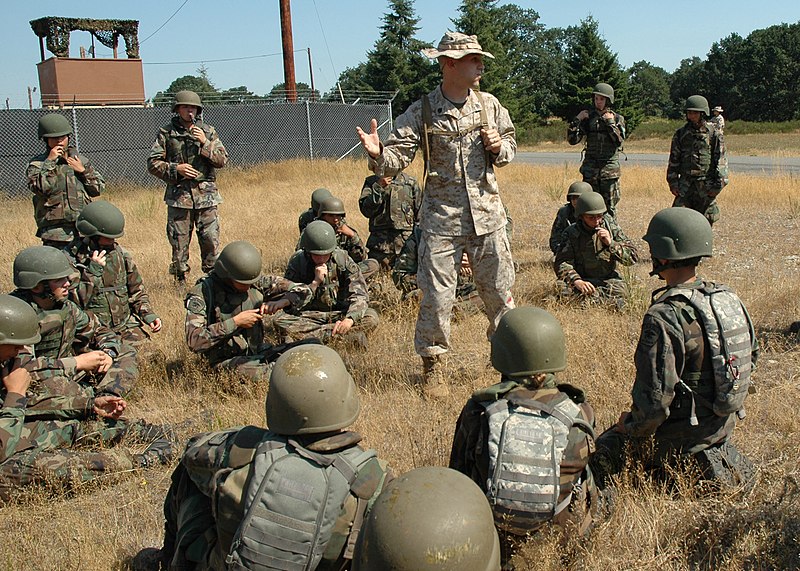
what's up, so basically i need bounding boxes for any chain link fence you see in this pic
[0,100,393,197]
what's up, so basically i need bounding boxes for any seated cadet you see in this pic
[549,181,591,255]
[317,195,380,282]
[185,240,316,382]
[11,246,135,400]
[66,201,162,347]
[298,187,332,234]
[352,466,501,571]
[275,221,379,347]
[554,191,638,307]
[591,208,758,490]
[450,307,598,564]
[0,294,173,502]
[158,344,391,570]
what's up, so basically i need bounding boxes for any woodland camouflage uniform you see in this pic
[331,228,379,282]
[549,203,578,255]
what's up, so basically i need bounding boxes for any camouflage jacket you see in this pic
[549,203,577,255]
[624,279,759,454]
[67,238,158,332]
[554,216,638,283]
[358,173,421,233]
[147,116,228,209]
[26,147,105,242]
[298,208,315,234]
[449,375,595,527]
[336,228,368,264]
[567,109,626,181]
[369,86,516,236]
[666,120,728,194]
[185,272,312,366]
[284,249,369,321]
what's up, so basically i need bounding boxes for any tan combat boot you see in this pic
[421,355,450,399]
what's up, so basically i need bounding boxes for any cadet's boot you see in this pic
[421,356,450,399]
[135,438,175,468]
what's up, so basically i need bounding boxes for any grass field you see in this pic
[0,158,798,570]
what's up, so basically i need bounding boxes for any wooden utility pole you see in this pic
[280,0,297,102]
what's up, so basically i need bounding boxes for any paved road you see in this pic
[516,152,800,176]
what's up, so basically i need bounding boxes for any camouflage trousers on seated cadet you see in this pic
[167,205,221,276]
[358,258,381,283]
[556,277,629,309]
[586,177,620,220]
[672,179,720,226]
[211,339,322,382]
[28,346,139,399]
[367,230,412,270]
[274,309,379,344]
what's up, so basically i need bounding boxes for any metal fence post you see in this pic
[71,107,81,152]
[306,100,314,160]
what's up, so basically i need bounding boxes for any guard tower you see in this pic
[30,17,145,107]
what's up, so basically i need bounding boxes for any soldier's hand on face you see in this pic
[480,127,503,154]
[75,350,113,373]
[602,111,615,121]
[337,223,355,238]
[576,110,589,121]
[93,395,127,419]
[149,318,163,333]
[91,250,107,267]
[595,227,612,246]
[176,163,201,179]
[332,317,354,335]
[262,299,290,315]
[3,367,32,396]
[356,119,382,159]
[65,154,85,173]
[313,264,328,285]
[47,144,65,162]
[188,125,207,145]
[573,279,596,296]
[233,309,262,329]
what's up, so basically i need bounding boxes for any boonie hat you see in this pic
[422,31,494,60]
[712,106,724,113]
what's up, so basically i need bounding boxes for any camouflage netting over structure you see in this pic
[30,17,140,59]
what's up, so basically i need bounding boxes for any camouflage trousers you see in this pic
[274,309,380,344]
[585,177,620,220]
[672,179,720,226]
[359,258,381,283]
[367,229,412,270]
[113,318,153,347]
[556,277,629,309]
[210,340,322,382]
[414,229,515,357]
[167,205,221,276]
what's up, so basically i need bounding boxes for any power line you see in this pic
[140,0,192,45]
[311,0,338,83]
[144,48,308,66]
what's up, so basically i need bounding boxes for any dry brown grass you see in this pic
[0,159,799,570]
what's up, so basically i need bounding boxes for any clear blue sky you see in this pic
[3,0,799,108]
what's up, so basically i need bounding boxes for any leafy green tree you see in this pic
[628,61,672,118]
[152,74,219,106]
[266,82,319,102]
[668,56,706,118]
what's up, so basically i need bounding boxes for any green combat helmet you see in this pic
[214,241,262,284]
[643,207,713,261]
[318,196,346,216]
[266,344,360,435]
[0,294,41,346]
[13,246,73,290]
[491,307,567,377]
[172,90,203,112]
[575,191,607,217]
[37,113,72,139]
[352,466,501,571]
[567,181,592,199]
[300,220,337,255]
[592,82,615,104]
[76,201,125,239]
[685,95,710,116]
[310,187,333,213]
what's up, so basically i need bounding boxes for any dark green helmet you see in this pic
[300,220,337,255]
[352,466,501,571]
[13,246,73,290]
[491,307,566,377]
[318,196,346,216]
[266,344,360,435]
[643,207,713,260]
[76,201,125,239]
[172,90,203,112]
[567,181,592,199]
[0,294,41,346]
[214,241,262,284]
[37,113,71,139]
[575,192,607,217]
[593,82,614,104]
[685,95,710,116]
[310,187,333,212]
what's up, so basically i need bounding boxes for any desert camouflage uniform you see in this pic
[549,203,577,255]
[185,272,313,381]
[26,146,105,246]
[709,114,725,133]
[275,249,379,343]
[667,120,728,225]
[369,87,516,357]
[148,116,229,276]
[358,172,421,269]
[10,289,134,400]
[591,279,759,486]
[554,215,638,303]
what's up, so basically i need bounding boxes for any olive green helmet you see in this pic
[172,90,203,112]
[575,192,607,217]
[685,95,710,116]
[76,201,125,239]
[491,307,566,377]
[352,466,501,571]
[593,82,614,104]
[0,294,41,346]
[318,196,346,216]
[13,246,73,290]
[300,220,337,255]
[310,187,332,212]
[37,113,72,139]
[214,241,262,284]
[567,181,592,199]
[266,344,360,435]
[643,207,713,260]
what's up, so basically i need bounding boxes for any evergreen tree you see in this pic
[669,56,706,118]
[152,74,219,106]
[628,61,672,118]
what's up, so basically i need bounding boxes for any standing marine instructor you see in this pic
[356,32,516,397]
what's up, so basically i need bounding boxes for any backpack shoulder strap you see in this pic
[474,90,489,129]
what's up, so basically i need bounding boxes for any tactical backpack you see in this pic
[659,283,755,421]
[481,392,594,535]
